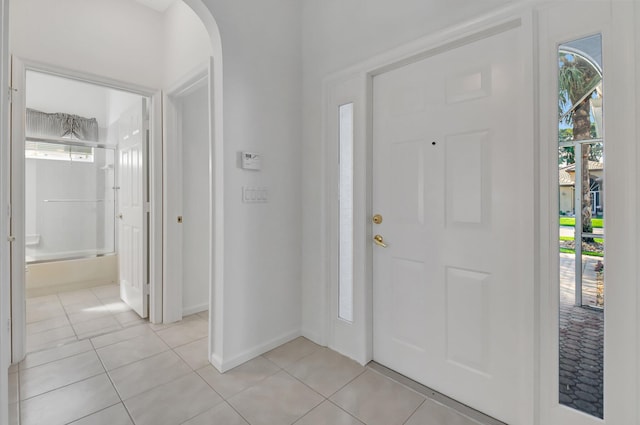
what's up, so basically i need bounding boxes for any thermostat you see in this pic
[241,152,262,170]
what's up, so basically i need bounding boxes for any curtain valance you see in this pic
[26,108,99,141]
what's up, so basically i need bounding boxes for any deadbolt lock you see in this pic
[372,214,383,224]
[177,216,183,223]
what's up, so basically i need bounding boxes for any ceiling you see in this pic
[133,0,179,13]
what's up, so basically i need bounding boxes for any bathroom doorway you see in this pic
[17,69,150,354]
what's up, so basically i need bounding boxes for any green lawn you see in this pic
[559,217,603,228]
[559,236,604,243]
[560,247,603,257]
[559,233,604,257]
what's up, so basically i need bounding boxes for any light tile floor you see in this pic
[25,285,147,354]
[11,285,496,425]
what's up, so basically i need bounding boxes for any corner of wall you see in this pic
[216,329,301,373]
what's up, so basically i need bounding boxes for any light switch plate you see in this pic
[243,186,268,203]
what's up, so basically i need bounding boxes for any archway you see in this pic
[3,0,225,372]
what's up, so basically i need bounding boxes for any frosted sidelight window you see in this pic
[338,103,354,322]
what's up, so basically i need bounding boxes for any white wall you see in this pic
[26,71,109,126]
[107,91,145,127]
[203,0,303,365]
[181,83,210,315]
[11,0,213,92]
[299,0,516,344]
[10,0,165,89]
[163,1,213,87]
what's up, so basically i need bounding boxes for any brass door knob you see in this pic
[373,234,387,248]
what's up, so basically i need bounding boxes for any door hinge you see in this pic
[144,202,151,213]
[7,86,16,103]
[144,283,150,296]
[6,318,11,333]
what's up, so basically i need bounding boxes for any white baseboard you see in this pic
[212,329,301,373]
[300,327,326,347]
[210,352,223,372]
[182,303,208,317]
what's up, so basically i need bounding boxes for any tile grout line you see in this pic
[125,317,215,425]
[24,291,74,354]
[61,402,122,425]
[89,337,139,425]
[192,353,281,403]
[327,399,368,425]
[25,286,123,356]
[282,354,368,425]
[18,371,108,404]
[19,349,107,402]
[368,362,505,425]
[19,344,89,372]
[225,402,252,425]
[400,399,427,425]
[107,314,210,424]
[59,291,82,342]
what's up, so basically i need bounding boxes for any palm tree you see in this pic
[558,50,602,236]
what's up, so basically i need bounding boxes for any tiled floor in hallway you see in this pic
[10,290,496,425]
[25,285,148,354]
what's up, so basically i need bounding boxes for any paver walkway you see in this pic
[559,253,604,419]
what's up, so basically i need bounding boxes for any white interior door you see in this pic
[163,69,209,323]
[372,26,527,424]
[162,89,184,324]
[179,81,210,316]
[118,99,148,318]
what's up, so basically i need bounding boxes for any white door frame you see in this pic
[323,3,536,423]
[163,63,210,323]
[538,2,638,424]
[0,0,11,423]
[8,58,164,363]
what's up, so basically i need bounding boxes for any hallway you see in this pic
[9,310,499,425]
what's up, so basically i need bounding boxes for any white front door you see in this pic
[118,99,148,318]
[372,26,528,423]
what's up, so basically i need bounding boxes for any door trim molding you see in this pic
[0,0,10,424]
[322,3,536,423]
[9,56,26,365]
[163,63,209,324]
[9,58,163,363]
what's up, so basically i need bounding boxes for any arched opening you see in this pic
[4,0,225,379]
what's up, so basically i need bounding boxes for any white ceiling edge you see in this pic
[133,0,179,13]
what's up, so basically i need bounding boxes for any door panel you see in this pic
[372,27,524,423]
[118,99,148,318]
